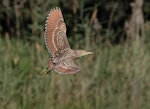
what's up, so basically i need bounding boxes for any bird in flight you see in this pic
[42,7,93,74]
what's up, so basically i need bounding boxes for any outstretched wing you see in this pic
[44,7,71,58]
[54,58,80,74]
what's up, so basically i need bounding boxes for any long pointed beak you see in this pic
[83,51,93,56]
[85,51,93,55]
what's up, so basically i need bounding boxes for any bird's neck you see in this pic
[73,50,83,58]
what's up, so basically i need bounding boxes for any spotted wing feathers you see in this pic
[54,58,80,74]
[44,7,70,58]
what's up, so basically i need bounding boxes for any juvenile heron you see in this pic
[43,7,93,74]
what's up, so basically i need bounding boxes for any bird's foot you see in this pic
[40,67,51,75]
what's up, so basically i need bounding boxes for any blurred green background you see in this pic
[0,0,150,109]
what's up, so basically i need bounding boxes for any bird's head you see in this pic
[74,50,93,58]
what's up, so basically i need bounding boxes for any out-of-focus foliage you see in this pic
[0,0,58,40]
[0,0,150,43]
[0,36,150,109]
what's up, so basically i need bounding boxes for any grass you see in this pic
[0,37,150,109]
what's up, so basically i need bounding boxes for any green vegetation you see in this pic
[0,37,150,109]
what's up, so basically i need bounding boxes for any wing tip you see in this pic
[45,7,61,29]
[47,7,61,18]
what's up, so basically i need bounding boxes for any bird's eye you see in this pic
[53,62,56,65]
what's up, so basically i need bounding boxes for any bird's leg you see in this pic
[40,67,50,75]
[40,59,54,75]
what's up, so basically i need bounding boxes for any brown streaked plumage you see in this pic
[43,7,93,74]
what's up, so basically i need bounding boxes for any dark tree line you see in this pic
[0,0,150,43]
